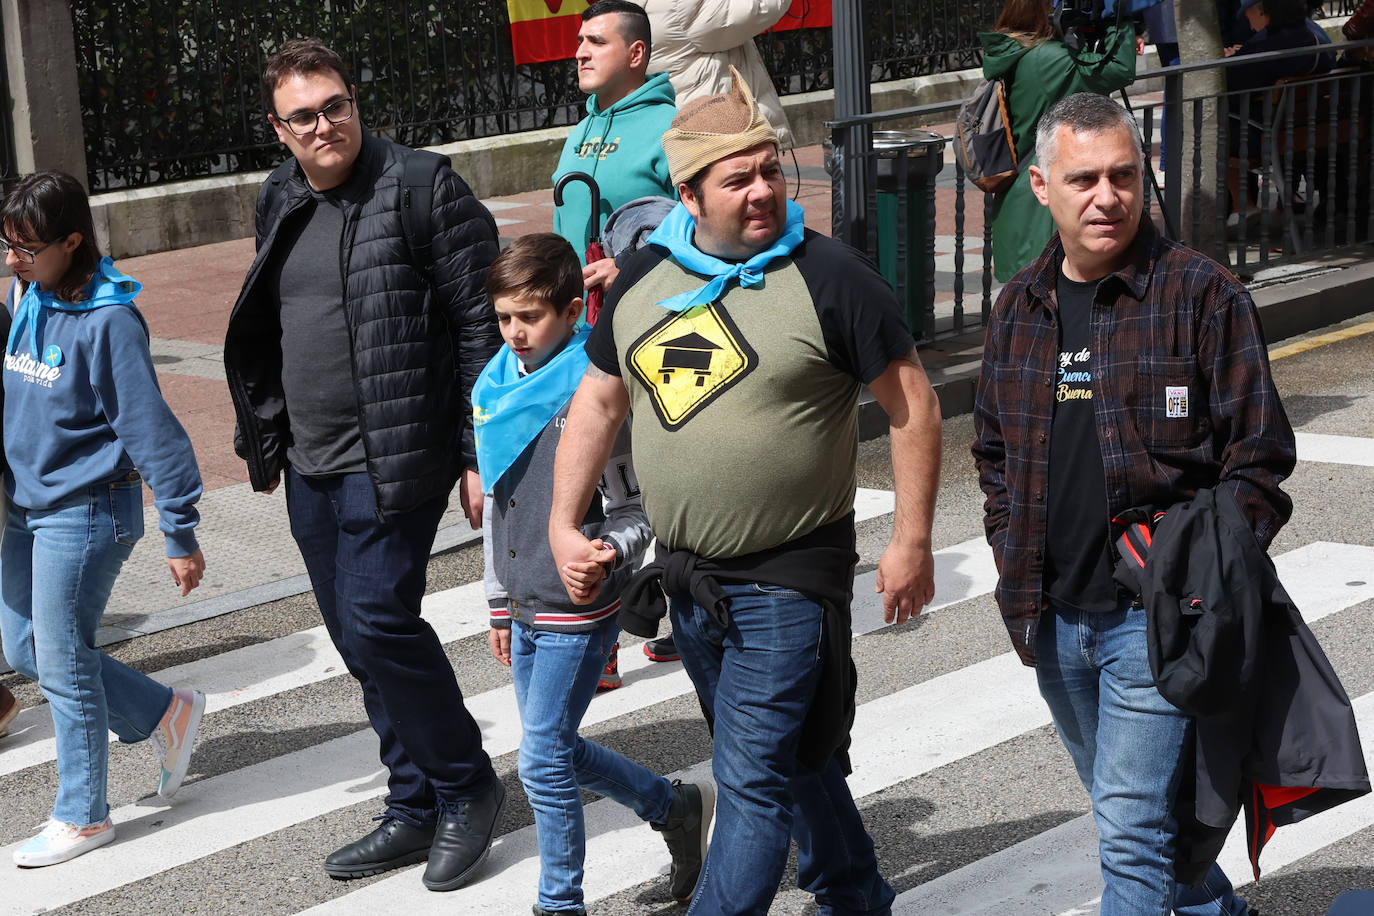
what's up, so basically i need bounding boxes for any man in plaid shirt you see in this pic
[972,93,1293,915]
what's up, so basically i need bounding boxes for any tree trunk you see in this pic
[1175,0,1228,262]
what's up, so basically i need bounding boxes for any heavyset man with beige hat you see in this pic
[548,69,942,913]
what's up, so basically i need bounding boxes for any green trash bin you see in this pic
[873,129,946,339]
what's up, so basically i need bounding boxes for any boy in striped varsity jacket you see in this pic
[474,234,712,913]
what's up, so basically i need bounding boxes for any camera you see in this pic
[1052,0,1160,54]
[1052,0,1110,54]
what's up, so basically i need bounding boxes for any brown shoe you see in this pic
[0,684,20,738]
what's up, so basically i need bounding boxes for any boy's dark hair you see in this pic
[1,170,102,303]
[486,233,583,313]
[583,0,653,60]
[262,38,352,114]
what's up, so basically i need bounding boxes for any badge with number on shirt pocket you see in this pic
[1165,385,1189,418]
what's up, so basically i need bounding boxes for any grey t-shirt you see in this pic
[270,191,366,477]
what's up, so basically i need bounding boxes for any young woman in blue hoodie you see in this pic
[0,171,208,867]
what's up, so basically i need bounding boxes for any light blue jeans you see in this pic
[510,617,674,912]
[1036,602,1249,916]
[0,481,172,825]
[672,582,894,916]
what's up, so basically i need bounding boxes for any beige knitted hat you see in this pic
[662,66,779,187]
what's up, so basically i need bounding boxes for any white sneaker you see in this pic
[14,818,116,867]
[153,688,205,798]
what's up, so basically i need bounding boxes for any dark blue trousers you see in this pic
[286,468,494,825]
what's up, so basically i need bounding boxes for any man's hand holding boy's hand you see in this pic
[551,528,616,604]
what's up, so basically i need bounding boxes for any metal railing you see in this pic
[1323,1,1363,16]
[828,41,1374,346]
[72,0,998,192]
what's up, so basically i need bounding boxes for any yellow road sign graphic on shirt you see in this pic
[627,303,758,430]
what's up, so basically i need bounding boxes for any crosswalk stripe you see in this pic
[0,489,908,780]
[1295,431,1374,467]
[887,692,1374,916]
[886,541,1374,914]
[0,581,488,779]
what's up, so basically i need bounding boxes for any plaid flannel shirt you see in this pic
[971,220,1296,666]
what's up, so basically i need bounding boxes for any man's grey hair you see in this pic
[1034,93,1143,172]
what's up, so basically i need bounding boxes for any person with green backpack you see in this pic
[980,0,1137,282]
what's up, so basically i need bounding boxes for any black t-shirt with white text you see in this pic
[1043,271,1120,613]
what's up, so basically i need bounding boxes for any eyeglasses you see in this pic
[0,235,67,264]
[274,96,355,136]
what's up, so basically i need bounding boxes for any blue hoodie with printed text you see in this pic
[4,259,202,557]
[552,70,678,262]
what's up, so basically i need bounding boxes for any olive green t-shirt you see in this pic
[586,230,912,558]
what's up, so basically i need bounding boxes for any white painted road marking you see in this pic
[887,542,1374,915]
[1295,432,1374,467]
[888,692,1374,915]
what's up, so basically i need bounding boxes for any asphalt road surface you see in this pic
[3,315,1373,916]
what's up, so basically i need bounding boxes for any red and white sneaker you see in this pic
[14,817,115,867]
[153,688,205,797]
[597,643,622,691]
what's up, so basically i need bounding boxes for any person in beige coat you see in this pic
[637,0,795,149]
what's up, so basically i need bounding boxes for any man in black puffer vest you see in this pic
[224,38,503,892]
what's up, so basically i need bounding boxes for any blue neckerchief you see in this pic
[8,257,141,357]
[647,199,806,312]
[472,325,591,493]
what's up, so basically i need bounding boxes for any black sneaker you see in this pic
[422,780,506,891]
[643,634,680,663]
[532,905,587,915]
[652,779,715,903]
[323,816,435,879]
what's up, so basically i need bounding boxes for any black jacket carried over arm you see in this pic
[1114,488,1370,885]
[224,132,501,516]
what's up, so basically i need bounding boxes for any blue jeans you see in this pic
[671,582,894,916]
[1036,602,1249,916]
[0,481,172,825]
[286,468,494,824]
[510,617,673,911]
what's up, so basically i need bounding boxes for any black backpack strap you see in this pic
[401,149,451,283]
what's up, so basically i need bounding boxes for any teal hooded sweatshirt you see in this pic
[552,71,678,263]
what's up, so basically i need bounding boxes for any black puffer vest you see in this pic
[225,132,501,516]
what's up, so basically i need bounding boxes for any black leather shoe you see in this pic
[422,780,507,891]
[323,817,436,879]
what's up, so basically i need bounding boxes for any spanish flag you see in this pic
[768,0,832,32]
[508,0,592,65]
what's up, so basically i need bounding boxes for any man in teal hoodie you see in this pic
[553,0,677,294]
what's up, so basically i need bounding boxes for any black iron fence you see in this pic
[0,11,17,191]
[828,41,1374,345]
[1325,1,1364,16]
[73,0,1002,191]
[73,1,589,190]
